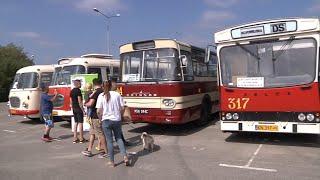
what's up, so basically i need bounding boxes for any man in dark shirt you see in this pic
[40,85,58,142]
[70,79,85,143]
[81,79,107,157]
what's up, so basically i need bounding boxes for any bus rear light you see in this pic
[226,113,232,120]
[316,118,320,122]
[306,114,315,122]
[298,113,306,121]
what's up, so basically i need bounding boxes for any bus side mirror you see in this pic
[180,55,187,66]
[205,46,211,63]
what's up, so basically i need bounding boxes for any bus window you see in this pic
[88,67,102,80]
[181,50,194,81]
[40,72,53,87]
[208,54,217,76]
[11,73,20,89]
[17,72,39,89]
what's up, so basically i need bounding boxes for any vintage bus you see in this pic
[49,54,119,120]
[119,39,219,124]
[213,18,320,134]
[8,65,54,119]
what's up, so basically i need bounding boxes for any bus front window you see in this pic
[220,38,316,88]
[52,65,85,85]
[11,73,20,89]
[121,48,181,82]
[16,72,39,89]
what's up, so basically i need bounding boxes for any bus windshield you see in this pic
[52,65,85,85]
[220,38,316,88]
[121,48,181,82]
[11,73,20,89]
[15,72,39,89]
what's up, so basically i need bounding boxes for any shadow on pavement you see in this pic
[123,144,161,167]
[127,113,219,137]
[225,132,320,148]
[19,119,42,125]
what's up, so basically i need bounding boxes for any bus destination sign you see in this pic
[231,21,297,39]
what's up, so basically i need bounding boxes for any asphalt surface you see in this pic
[0,103,319,180]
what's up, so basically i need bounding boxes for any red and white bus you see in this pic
[8,65,54,120]
[214,18,320,134]
[119,39,219,124]
[49,54,119,120]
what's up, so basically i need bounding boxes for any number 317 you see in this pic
[227,98,250,110]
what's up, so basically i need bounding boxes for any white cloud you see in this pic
[11,31,62,47]
[204,0,239,8]
[200,10,235,29]
[74,0,125,12]
[12,32,41,39]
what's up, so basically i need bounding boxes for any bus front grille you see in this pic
[9,97,20,108]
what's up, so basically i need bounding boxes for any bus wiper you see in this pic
[272,36,295,62]
[236,42,260,60]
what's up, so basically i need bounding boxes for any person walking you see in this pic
[70,79,86,143]
[40,85,58,142]
[109,78,131,146]
[96,80,129,167]
[82,79,108,157]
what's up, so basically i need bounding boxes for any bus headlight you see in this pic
[298,113,306,121]
[226,113,232,120]
[22,102,28,108]
[306,114,315,122]
[162,99,176,108]
[232,113,239,120]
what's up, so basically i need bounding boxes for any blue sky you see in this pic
[1,0,319,65]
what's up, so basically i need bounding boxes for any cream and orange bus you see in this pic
[49,54,120,120]
[118,39,219,125]
[8,65,54,120]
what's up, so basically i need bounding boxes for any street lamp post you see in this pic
[93,8,120,55]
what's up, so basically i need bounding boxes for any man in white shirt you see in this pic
[96,80,129,167]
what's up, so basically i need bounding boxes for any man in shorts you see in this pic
[70,79,86,143]
[81,79,108,157]
[40,85,58,142]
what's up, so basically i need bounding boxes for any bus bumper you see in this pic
[9,109,39,116]
[221,121,320,134]
[131,115,185,124]
[52,109,73,117]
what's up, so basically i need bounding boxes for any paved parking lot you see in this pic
[0,103,319,180]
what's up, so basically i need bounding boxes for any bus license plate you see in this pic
[134,109,149,114]
[255,125,278,131]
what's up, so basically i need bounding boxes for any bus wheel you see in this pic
[197,100,211,126]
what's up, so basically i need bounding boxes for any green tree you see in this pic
[0,43,34,101]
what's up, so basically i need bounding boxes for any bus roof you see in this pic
[120,38,194,54]
[16,65,55,74]
[215,18,320,44]
[57,56,119,67]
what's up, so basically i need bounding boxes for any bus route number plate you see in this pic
[134,109,149,114]
[255,125,278,131]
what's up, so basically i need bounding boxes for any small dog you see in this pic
[141,132,154,152]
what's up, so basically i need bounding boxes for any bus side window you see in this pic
[88,67,102,81]
[112,66,120,81]
[40,72,53,87]
[180,50,194,81]
[208,54,217,77]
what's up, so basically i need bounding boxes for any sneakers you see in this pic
[81,150,93,157]
[98,153,109,159]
